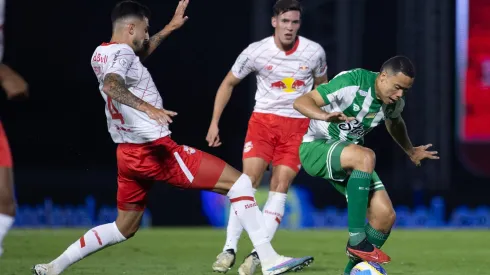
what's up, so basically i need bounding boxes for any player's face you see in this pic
[272,11,301,46]
[131,17,150,52]
[377,71,414,104]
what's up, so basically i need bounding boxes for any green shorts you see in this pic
[299,139,385,197]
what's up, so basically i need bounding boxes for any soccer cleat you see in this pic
[238,252,261,275]
[32,264,55,275]
[346,239,391,264]
[261,255,314,275]
[212,249,236,273]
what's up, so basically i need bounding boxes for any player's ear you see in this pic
[271,16,277,28]
[128,23,136,35]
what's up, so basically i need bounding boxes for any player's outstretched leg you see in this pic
[209,158,313,275]
[0,167,15,258]
[32,209,141,275]
[340,145,391,264]
[344,187,396,274]
[237,165,295,275]
[213,157,267,273]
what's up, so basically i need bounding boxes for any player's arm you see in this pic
[313,45,328,88]
[102,73,176,125]
[314,74,328,88]
[139,0,189,60]
[102,73,149,111]
[0,64,28,100]
[385,111,439,165]
[385,115,415,155]
[206,46,254,146]
[294,72,355,123]
[209,71,242,126]
[293,89,329,120]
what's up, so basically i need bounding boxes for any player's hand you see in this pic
[168,0,189,31]
[323,112,355,123]
[0,66,29,100]
[408,144,439,166]
[145,105,177,125]
[206,122,222,147]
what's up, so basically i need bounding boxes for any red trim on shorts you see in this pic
[275,217,281,224]
[230,196,255,203]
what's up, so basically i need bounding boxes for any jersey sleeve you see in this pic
[231,45,256,79]
[103,45,136,81]
[312,46,327,77]
[316,70,358,105]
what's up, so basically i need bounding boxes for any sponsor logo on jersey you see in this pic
[265,64,273,71]
[271,77,306,93]
[366,112,377,119]
[353,104,360,111]
[358,90,368,97]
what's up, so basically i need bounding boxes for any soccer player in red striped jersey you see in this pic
[32,1,312,274]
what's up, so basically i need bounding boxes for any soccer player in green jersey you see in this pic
[293,56,439,274]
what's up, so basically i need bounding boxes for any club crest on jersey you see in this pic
[270,77,306,93]
[183,146,196,155]
[265,65,273,71]
[244,141,253,153]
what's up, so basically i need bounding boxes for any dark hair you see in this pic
[111,1,151,24]
[273,0,302,17]
[380,55,415,78]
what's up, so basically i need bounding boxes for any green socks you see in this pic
[347,170,371,246]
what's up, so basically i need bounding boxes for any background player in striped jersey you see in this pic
[0,0,29,258]
[294,56,439,274]
[206,0,327,274]
[32,1,312,275]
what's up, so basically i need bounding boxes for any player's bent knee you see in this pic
[369,205,396,231]
[115,209,144,239]
[350,147,376,171]
[270,177,291,193]
[0,199,16,216]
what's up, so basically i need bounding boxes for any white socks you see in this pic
[262,191,287,240]
[0,213,14,257]
[223,191,287,253]
[49,222,126,274]
[226,174,278,262]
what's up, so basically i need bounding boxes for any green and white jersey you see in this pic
[302,69,405,145]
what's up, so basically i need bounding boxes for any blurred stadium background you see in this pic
[1,0,489,274]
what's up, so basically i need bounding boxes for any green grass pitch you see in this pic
[2,228,488,274]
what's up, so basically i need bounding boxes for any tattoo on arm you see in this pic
[139,32,168,60]
[103,73,146,111]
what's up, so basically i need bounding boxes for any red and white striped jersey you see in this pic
[91,43,170,144]
[231,36,327,118]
